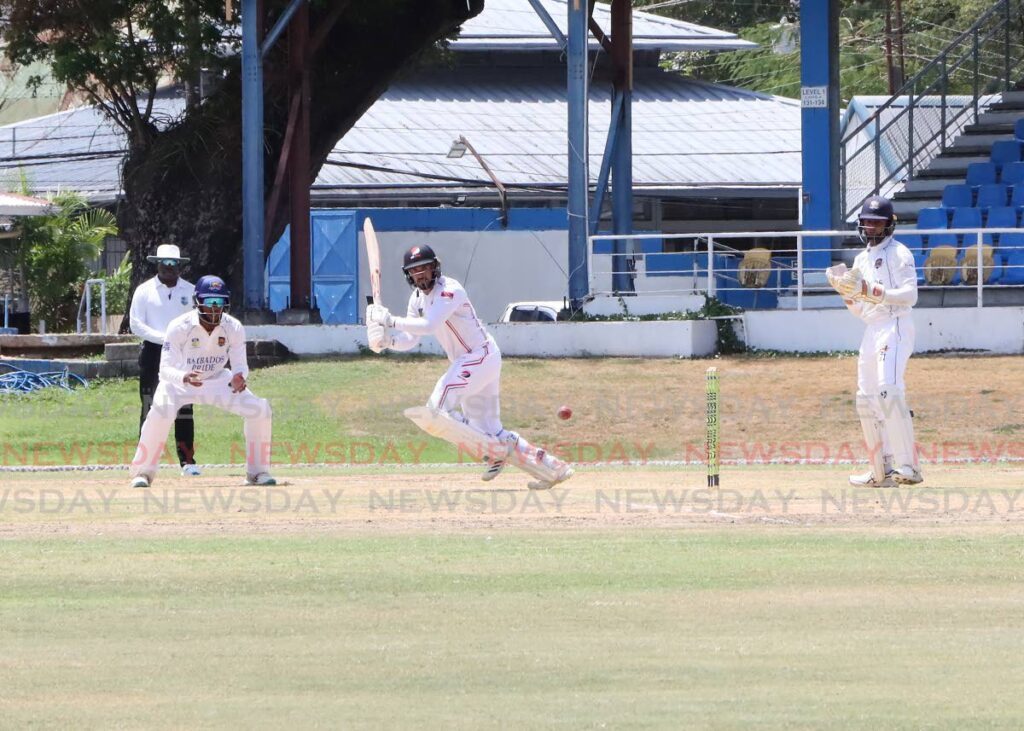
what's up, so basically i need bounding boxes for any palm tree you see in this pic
[17,192,118,331]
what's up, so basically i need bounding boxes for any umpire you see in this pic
[128,244,200,476]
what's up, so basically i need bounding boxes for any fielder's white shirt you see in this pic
[391,275,493,361]
[159,310,249,386]
[129,276,195,345]
[848,236,918,324]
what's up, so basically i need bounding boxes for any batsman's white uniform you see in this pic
[130,310,272,481]
[374,274,571,489]
[389,275,502,434]
[844,235,919,480]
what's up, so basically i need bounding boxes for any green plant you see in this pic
[97,255,132,315]
[16,192,118,331]
[696,296,746,354]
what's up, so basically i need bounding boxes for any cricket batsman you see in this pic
[827,195,923,487]
[364,244,574,490]
[128,275,275,488]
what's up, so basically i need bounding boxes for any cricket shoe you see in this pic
[528,465,574,491]
[891,465,923,485]
[246,472,277,486]
[848,470,895,488]
[130,474,151,489]
[181,464,202,477]
[481,431,519,483]
[481,457,506,482]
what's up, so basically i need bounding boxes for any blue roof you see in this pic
[455,0,756,52]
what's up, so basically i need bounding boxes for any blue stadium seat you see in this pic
[1016,118,1024,141]
[1012,184,1024,208]
[984,206,1018,245]
[975,183,1008,209]
[912,250,927,283]
[1001,161,1024,186]
[897,231,925,252]
[1003,250,1024,284]
[966,162,998,186]
[927,232,959,250]
[951,207,983,241]
[916,206,949,231]
[991,140,1023,169]
[941,183,973,208]
[1000,230,1024,256]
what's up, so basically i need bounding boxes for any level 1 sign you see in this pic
[801,86,828,108]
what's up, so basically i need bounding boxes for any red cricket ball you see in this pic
[557,405,573,420]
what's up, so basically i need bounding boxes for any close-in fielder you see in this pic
[365,245,573,490]
[827,195,923,487]
[129,275,275,488]
[129,243,199,475]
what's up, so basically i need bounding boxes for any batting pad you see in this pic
[855,393,886,481]
[404,406,507,462]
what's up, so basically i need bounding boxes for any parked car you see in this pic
[497,301,565,323]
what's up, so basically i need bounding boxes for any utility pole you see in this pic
[893,0,906,90]
[885,0,896,94]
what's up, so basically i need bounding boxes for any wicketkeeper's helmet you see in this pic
[402,244,441,290]
[857,195,896,246]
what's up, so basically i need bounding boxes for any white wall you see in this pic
[363,229,570,323]
[247,320,718,359]
[744,307,1024,353]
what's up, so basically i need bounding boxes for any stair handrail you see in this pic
[840,0,1024,220]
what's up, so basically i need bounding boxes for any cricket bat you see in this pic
[363,217,382,306]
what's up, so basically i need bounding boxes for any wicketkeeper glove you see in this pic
[825,264,849,293]
[839,269,886,304]
[365,303,393,327]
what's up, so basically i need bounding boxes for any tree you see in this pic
[17,192,119,330]
[635,0,797,32]
[0,0,484,301]
[658,0,1013,101]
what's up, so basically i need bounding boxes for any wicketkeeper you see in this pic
[827,195,923,486]
[129,275,275,488]
[365,244,573,490]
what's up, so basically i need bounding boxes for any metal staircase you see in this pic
[840,0,1024,224]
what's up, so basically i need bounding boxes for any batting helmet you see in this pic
[402,244,441,290]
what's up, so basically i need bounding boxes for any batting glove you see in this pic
[367,322,391,353]
[366,303,393,327]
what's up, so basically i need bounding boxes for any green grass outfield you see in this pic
[0,357,682,467]
[2,531,1023,728]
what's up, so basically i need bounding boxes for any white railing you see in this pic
[588,229,1024,311]
[76,278,108,334]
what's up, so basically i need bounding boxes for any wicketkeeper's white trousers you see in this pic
[131,372,272,480]
[857,315,914,397]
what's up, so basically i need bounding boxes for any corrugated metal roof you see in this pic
[455,0,756,52]
[0,67,800,204]
[318,66,801,196]
[0,98,182,202]
[0,192,54,215]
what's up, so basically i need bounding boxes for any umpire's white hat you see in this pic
[146,243,190,264]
